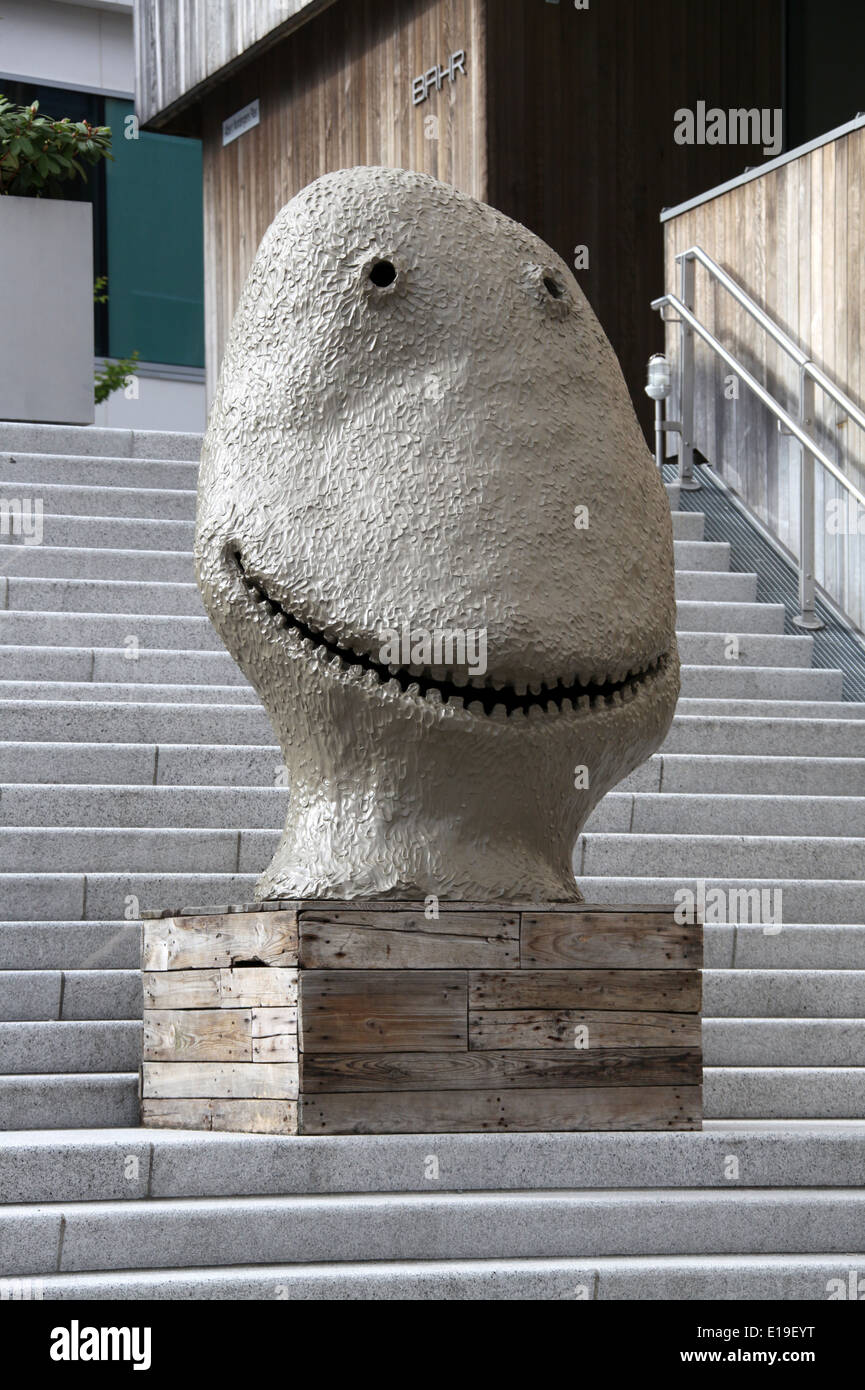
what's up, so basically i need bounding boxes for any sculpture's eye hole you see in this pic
[543,274,564,299]
[369,259,397,288]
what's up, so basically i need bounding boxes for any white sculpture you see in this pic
[195,166,679,902]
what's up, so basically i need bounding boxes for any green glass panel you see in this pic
[104,97,204,367]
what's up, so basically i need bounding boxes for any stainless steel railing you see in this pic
[652,245,865,630]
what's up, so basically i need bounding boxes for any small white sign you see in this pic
[223,99,260,147]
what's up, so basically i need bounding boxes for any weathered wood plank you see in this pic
[143,1007,298,1063]
[298,909,518,969]
[143,967,298,1010]
[301,1046,701,1092]
[142,1060,299,1100]
[143,910,298,971]
[469,969,701,1013]
[141,1097,298,1134]
[520,912,701,969]
[300,1085,702,1134]
[251,1007,299,1063]
[143,967,221,1008]
[299,971,467,1052]
[222,967,298,1008]
[469,1008,702,1050]
[144,1007,250,1063]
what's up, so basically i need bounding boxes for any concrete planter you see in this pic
[0,195,94,425]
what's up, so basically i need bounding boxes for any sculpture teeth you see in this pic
[447,693,465,709]
[405,682,422,698]
[491,703,508,721]
[387,663,402,676]
[529,681,542,696]
[577,694,591,712]
[468,700,485,716]
[408,663,424,677]
[513,680,527,696]
[425,688,443,704]
[491,676,506,691]
[578,669,592,688]
[452,670,468,687]
[591,691,606,710]
[560,697,574,713]
[509,705,526,720]
[527,704,543,720]
[611,689,623,706]
[468,675,487,689]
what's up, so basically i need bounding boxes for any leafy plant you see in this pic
[93,275,109,304]
[95,351,139,405]
[0,96,112,198]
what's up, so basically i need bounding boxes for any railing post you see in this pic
[794,368,824,630]
[678,253,700,489]
[653,397,664,470]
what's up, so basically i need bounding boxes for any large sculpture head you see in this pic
[195,166,679,902]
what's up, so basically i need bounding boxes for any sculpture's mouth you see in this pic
[230,549,669,720]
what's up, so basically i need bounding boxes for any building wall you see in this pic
[134,0,333,129]
[663,121,865,632]
[189,0,784,425]
[485,0,785,437]
[199,0,485,398]
[0,0,134,96]
[0,1,205,433]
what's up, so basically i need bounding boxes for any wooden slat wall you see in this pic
[663,124,865,632]
[134,0,335,129]
[485,0,785,440]
[199,0,485,399]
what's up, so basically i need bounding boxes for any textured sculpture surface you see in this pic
[195,166,679,902]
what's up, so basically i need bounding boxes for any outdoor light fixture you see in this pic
[645,352,672,401]
[645,352,676,470]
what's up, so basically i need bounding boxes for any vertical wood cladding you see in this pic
[484,0,784,435]
[201,0,485,397]
[663,123,865,631]
[198,0,783,426]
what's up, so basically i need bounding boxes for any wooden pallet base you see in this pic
[140,901,703,1135]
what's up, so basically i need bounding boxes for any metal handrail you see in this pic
[652,248,865,629]
[675,246,865,440]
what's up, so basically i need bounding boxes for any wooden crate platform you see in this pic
[140,902,702,1135]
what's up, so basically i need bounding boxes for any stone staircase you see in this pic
[1,421,864,1299]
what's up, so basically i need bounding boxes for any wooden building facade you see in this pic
[662,116,865,632]
[136,0,786,429]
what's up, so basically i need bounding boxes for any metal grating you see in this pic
[665,461,865,703]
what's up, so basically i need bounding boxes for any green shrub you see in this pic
[95,352,140,405]
[0,95,112,198]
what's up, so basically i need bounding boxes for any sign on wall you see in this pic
[222,99,261,146]
[412,51,467,106]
